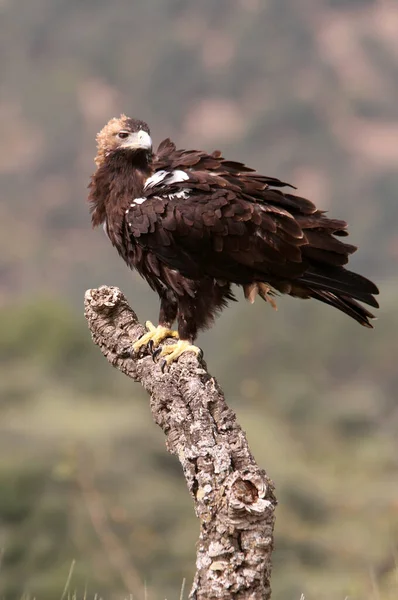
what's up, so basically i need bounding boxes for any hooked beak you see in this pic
[122,129,152,151]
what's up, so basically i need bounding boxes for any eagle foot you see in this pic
[132,321,179,354]
[157,340,203,371]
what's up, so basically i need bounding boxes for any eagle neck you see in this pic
[89,149,153,229]
[109,149,153,197]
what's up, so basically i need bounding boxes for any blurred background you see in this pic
[1,0,397,598]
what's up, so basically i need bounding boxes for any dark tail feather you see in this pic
[309,289,376,328]
[299,266,379,309]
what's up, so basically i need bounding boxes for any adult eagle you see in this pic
[88,115,379,365]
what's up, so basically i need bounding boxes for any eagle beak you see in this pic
[124,130,152,151]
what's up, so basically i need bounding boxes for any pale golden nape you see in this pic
[94,114,130,166]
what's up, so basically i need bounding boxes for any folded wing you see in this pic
[126,144,378,326]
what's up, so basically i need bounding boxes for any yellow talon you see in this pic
[158,339,202,366]
[132,321,179,353]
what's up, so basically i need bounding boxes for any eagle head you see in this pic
[94,114,152,167]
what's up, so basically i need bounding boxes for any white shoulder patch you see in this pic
[133,197,146,205]
[167,169,190,184]
[144,170,167,189]
[144,169,189,190]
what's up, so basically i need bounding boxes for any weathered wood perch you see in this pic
[84,285,277,600]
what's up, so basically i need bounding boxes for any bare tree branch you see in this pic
[84,285,277,600]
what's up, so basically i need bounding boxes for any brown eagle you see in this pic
[88,115,379,365]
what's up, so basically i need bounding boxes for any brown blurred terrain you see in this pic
[0,0,397,598]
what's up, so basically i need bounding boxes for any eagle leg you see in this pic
[132,321,179,354]
[157,340,203,370]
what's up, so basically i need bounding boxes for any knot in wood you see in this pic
[225,470,271,526]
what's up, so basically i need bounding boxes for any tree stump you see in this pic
[85,286,277,600]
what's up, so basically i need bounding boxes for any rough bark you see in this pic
[84,285,277,600]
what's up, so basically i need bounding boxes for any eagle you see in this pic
[88,115,379,366]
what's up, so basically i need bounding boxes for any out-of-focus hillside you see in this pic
[1,1,397,599]
[1,0,398,301]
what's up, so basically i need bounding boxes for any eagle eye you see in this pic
[117,131,129,139]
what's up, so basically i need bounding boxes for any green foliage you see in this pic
[0,300,87,366]
[0,300,134,399]
[1,293,397,599]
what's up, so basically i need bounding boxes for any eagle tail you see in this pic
[296,266,379,327]
[299,266,378,304]
[307,289,376,328]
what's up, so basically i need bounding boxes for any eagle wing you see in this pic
[125,144,378,318]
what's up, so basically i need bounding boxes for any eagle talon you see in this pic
[132,321,179,354]
[152,346,163,361]
[156,339,202,367]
